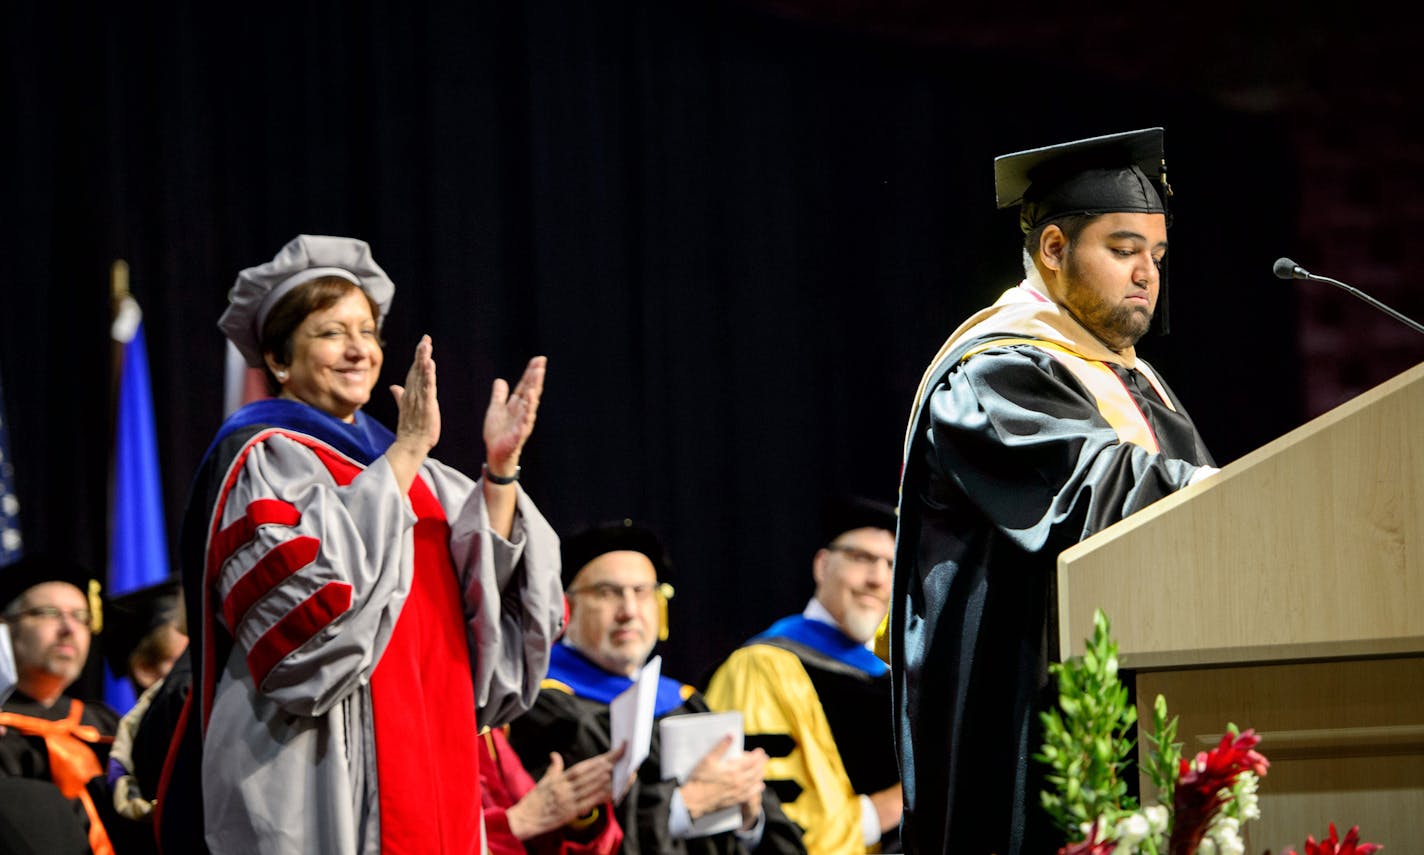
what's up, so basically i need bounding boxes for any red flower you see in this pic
[1279,823,1382,855]
[1169,729,1269,854]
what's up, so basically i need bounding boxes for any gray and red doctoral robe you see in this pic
[160,399,563,855]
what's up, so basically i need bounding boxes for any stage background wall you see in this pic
[4,1,1418,689]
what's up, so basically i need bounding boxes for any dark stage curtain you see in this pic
[2,0,1300,687]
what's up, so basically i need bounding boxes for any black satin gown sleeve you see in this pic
[926,344,1213,555]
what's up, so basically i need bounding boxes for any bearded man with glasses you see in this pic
[0,554,122,855]
[508,519,806,855]
[705,495,902,855]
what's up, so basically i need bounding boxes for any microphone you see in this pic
[1273,257,1424,335]
[1272,257,1307,280]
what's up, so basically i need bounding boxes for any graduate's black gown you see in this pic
[892,338,1214,855]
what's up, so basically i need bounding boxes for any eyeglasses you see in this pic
[826,544,894,572]
[566,582,665,605]
[9,605,94,629]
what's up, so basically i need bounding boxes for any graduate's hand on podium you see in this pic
[678,735,767,825]
[1188,465,1220,485]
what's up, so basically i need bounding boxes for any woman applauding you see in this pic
[160,235,564,855]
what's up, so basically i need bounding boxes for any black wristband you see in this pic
[483,463,520,485]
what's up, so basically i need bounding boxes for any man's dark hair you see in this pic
[1022,213,1097,259]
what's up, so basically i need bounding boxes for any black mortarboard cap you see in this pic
[0,554,102,632]
[994,128,1170,235]
[559,519,674,589]
[100,576,182,677]
[821,495,898,545]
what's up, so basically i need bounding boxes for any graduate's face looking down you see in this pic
[1039,212,1167,352]
[814,526,895,644]
[5,582,92,693]
[564,550,661,677]
[265,286,384,423]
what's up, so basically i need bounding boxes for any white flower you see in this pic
[1201,815,1245,855]
[1113,812,1152,846]
[1235,771,1261,821]
[1143,805,1169,835]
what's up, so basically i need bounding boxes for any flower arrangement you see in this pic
[1038,610,1381,855]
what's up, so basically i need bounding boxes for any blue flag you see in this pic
[0,370,21,566]
[107,297,171,713]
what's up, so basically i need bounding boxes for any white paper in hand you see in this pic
[609,654,662,803]
[0,624,17,707]
[659,710,744,836]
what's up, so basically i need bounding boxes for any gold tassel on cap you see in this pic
[87,579,104,634]
[873,612,890,663]
[657,583,675,641]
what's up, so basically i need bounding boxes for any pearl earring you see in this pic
[276,370,288,381]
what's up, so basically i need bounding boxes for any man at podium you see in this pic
[890,128,1219,854]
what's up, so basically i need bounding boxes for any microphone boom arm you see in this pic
[1274,256,1424,336]
[1305,271,1424,336]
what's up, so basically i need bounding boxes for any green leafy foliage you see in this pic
[1142,693,1182,811]
[1037,612,1361,855]
[1035,609,1139,840]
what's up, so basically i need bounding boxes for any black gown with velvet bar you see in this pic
[892,338,1214,855]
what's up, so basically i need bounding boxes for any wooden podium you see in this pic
[1056,361,1424,851]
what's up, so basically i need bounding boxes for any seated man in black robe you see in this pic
[705,495,902,854]
[508,519,805,855]
[0,554,120,855]
[892,128,1220,854]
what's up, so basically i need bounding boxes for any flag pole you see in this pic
[106,260,129,600]
[108,260,129,474]
[105,259,172,713]
[111,258,130,299]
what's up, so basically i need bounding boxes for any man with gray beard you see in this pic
[706,496,903,855]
